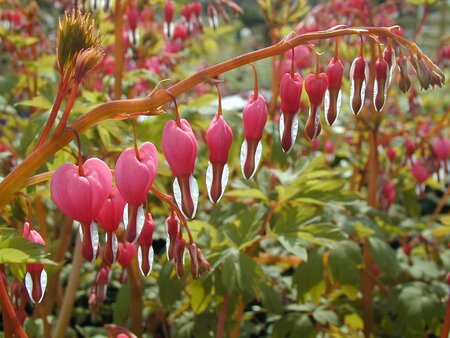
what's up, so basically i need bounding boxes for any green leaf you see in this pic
[369,237,400,279]
[224,189,268,202]
[328,240,362,286]
[278,235,308,261]
[113,280,131,324]
[312,307,339,326]
[293,250,324,300]
[158,262,183,307]
[260,282,283,315]
[17,96,53,110]
[187,280,211,314]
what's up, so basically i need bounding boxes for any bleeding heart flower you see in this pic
[279,72,302,153]
[380,180,396,211]
[115,142,158,243]
[23,222,47,304]
[206,113,233,203]
[164,0,175,38]
[117,242,137,284]
[127,4,139,44]
[304,72,328,140]
[432,136,450,162]
[373,56,389,112]
[241,94,268,179]
[165,211,180,261]
[349,55,369,115]
[382,43,396,88]
[324,56,344,126]
[386,148,397,162]
[137,213,155,277]
[411,160,430,184]
[51,158,112,262]
[97,187,126,264]
[162,119,199,219]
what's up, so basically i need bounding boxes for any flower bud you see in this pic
[174,237,186,279]
[240,94,268,179]
[325,57,344,126]
[23,222,47,304]
[373,57,389,112]
[162,119,199,219]
[397,56,411,94]
[165,1,175,23]
[304,73,328,140]
[410,160,430,184]
[118,242,137,269]
[416,56,431,90]
[165,211,180,261]
[279,72,302,153]
[173,23,189,41]
[349,55,369,115]
[206,114,233,203]
[432,136,450,162]
[382,44,396,87]
[386,148,397,162]
[188,242,199,279]
[137,213,155,277]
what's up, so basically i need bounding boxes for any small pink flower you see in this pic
[381,180,396,211]
[137,213,155,276]
[23,222,47,304]
[97,187,126,264]
[241,94,268,179]
[118,242,137,283]
[349,55,369,115]
[165,211,180,261]
[279,72,302,153]
[304,72,328,140]
[373,56,389,112]
[206,113,233,203]
[115,142,158,243]
[382,44,396,87]
[164,1,175,24]
[410,160,430,184]
[173,23,189,41]
[432,136,450,162]
[386,148,397,162]
[162,119,199,219]
[325,56,344,126]
[51,158,112,262]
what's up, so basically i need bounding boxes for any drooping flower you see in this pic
[241,64,268,179]
[304,72,328,140]
[164,1,175,38]
[23,222,47,304]
[137,213,155,277]
[115,142,158,243]
[51,158,112,262]
[165,211,180,261]
[382,41,396,88]
[432,136,450,162]
[349,40,369,115]
[117,242,137,284]
[373,55,389,112]
[279,59,303,153]
[96,187,126,264]
[206,84,233,203]
[162,119,199,219]
[324,55,344,126]
[410,160,430,184]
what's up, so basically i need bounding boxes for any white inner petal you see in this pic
[240,140,247,178]
[253,141,263,179]
[206,161,213,203]
[78,222,83,242]
[220,164,230,202]
[165,234,170,260]
[148,246,154,276]
[137,246,144,276]
[349,59,357,114]
[123,204,129,230]
[135,204,145,241]
[324,90,330,120]
[279,114,285,144]
[173,178,182,213]
[189,175,199,218]
[25,272,34,303]
[90,221,99,262]
[39,270,47,303]
[336,89,342,122]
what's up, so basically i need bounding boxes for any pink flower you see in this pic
[115,142,158,242]
[164,1,175,23]
[23,222,47,304]
[118,242,137,269]
[304,72,328,140]
[432,136,450,161]
[162,119,199,219]
[325,56,344,126]
[279,72,302,153]
[284,45,313,69]
[173,23,189,41]
[386,148,397,162]
[241,94,268,179]
[137,213,155,276]
[96,187,126,264]
[349,55,369,115]
[51,158,112,262]
[206,114,233,203]
[382,44,396,88]
[373,56,389,112]
[410,160,430,184]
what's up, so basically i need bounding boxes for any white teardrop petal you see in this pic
[173,178,183,212]
[148,246,154,275]
[123,204,129,230]
[324,90,330,119]
[38,270,47,303]
[25,272,34,303]
[349,59,357,114]
[135,204,145,240]
[137,246,144,276]
[165,234,170,260]
[253,141,263,179]
[78,222,83,242]
[373,79,379,110]
[189,175,199,218]
[291,115,299,146]
[90,222,99,262]
[220,164,229,202]
[206,161,214,203]
[279,114,285,144]
[240,140,248,178]
[336,89,342,121]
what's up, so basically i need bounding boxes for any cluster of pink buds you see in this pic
[22,222,47,304]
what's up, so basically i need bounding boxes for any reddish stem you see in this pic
[290,47,295,77]
[249,63,259,99]
[129,117,141,161]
